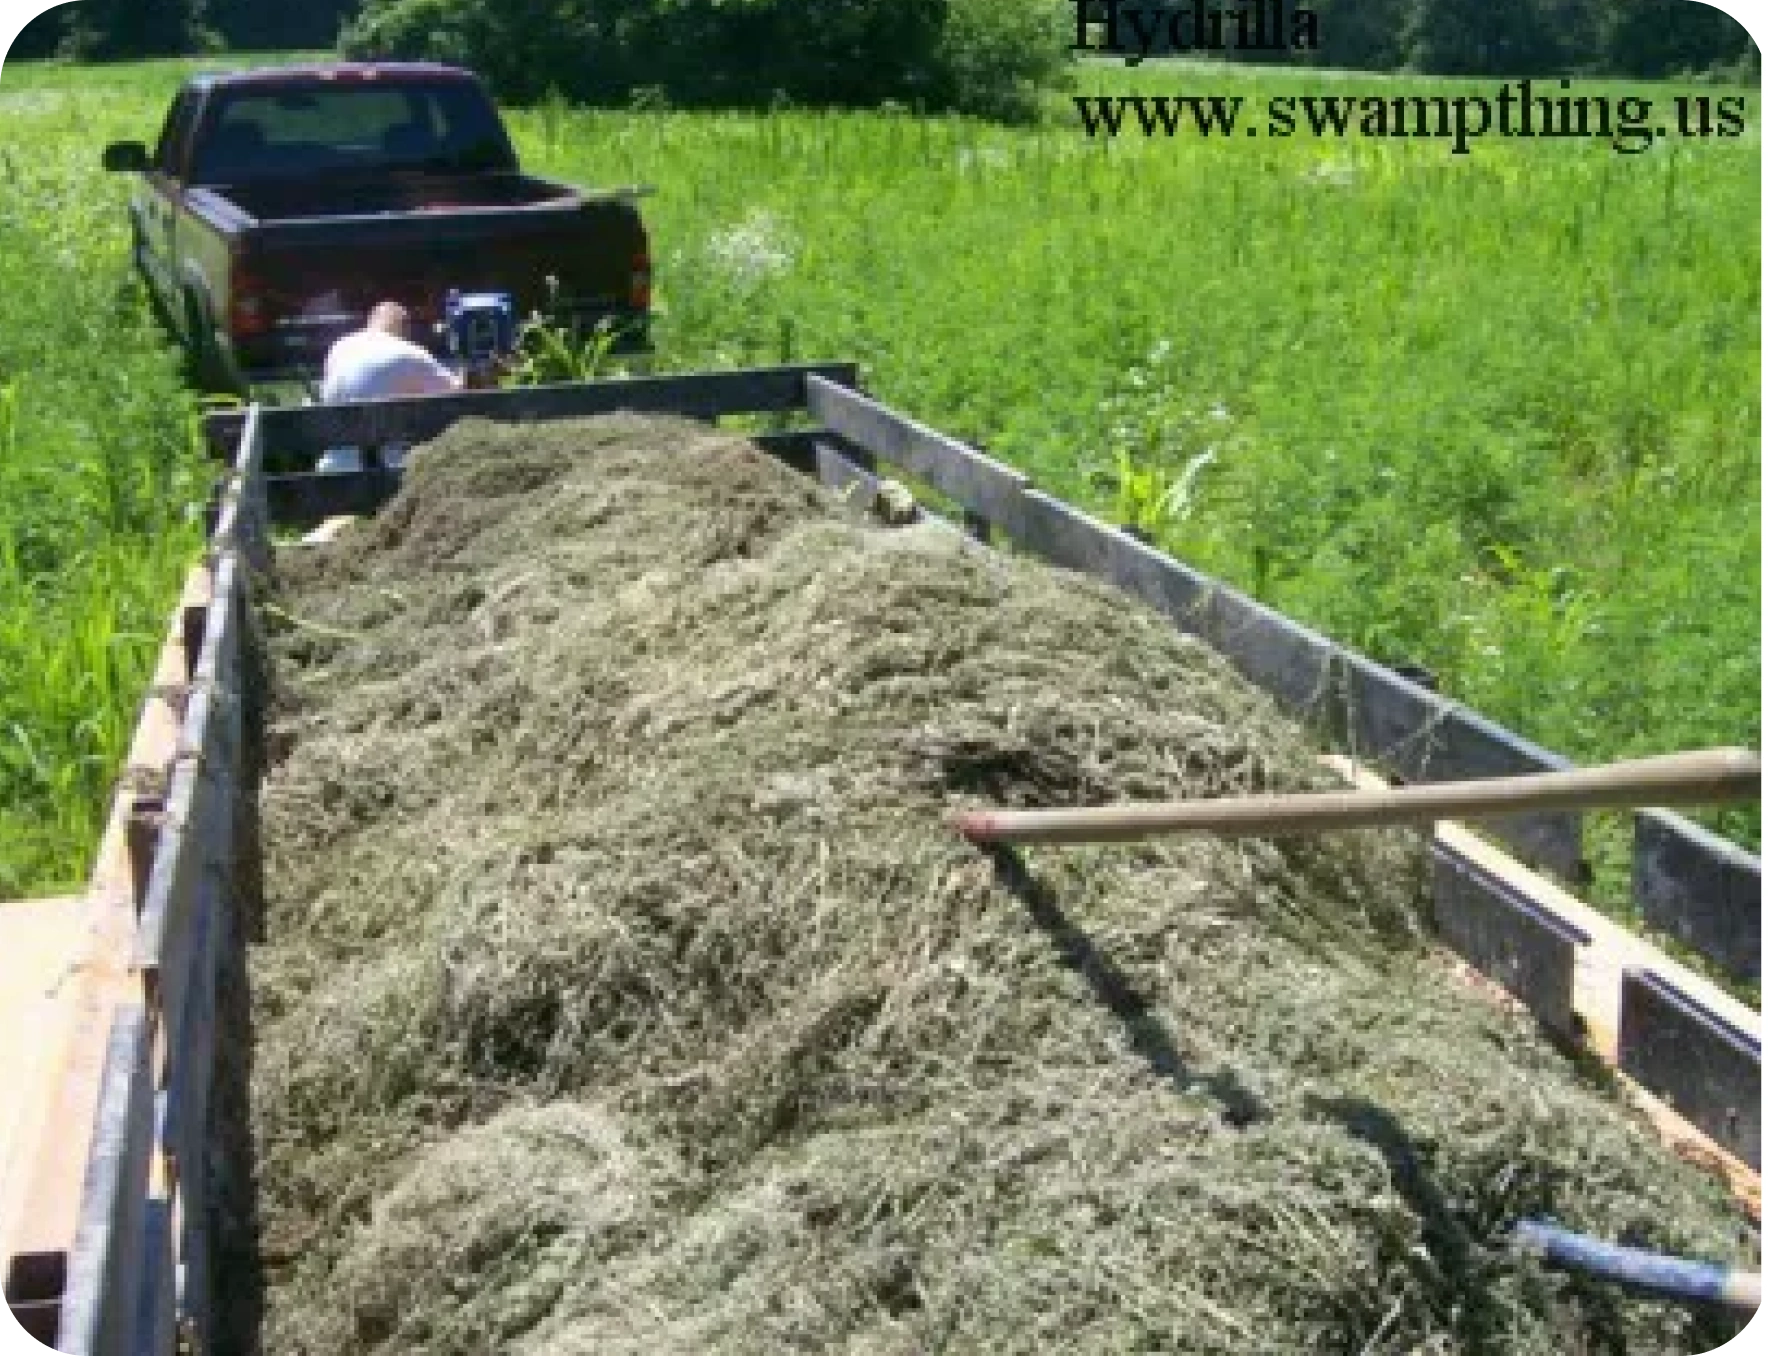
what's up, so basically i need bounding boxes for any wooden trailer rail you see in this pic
[9,365,1759,1351]
[1,432,263,1356]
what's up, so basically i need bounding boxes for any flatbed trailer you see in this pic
[2,366,1760,1352]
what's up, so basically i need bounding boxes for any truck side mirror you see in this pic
[103,142,149,172]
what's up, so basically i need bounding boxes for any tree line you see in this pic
[1264,0,1757,81]
[11,0,1758,111]
[12,0,358,59]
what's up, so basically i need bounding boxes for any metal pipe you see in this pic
[1511,1218,1762,1313]
[949,748,1762,848]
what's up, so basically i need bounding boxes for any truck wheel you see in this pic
[183,293,231,394]
[133,237,175,336]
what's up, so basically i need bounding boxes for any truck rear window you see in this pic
[190,82,516,183]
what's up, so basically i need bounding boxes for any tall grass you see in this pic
[0,71,209,896]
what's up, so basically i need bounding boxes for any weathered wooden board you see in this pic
[749,429,825,476]
[132,755,207,1091]
[178,1201,210,1356]
[812,436,883,502]
[132,1194,176,1356]
[193,555,240,689]
[237,408,273,574]
[1013,488,1120,579]
[57,1005,153,1356]
[208,481,245,557]
[208,410,271,575]
[232,405,265,483]
[1635,809,1761,983]
[158,859,222,1198]
[1195,585,1343,733]
[806,377,1030,537]
[157,550,241,1354]
[208,364,858,466]
[152,884,219,1356]
[1093,528,1214,635]
[0,568,207,1339]
[1338,653,1582,877]
[808,437,967,537]
[0,895,89,1348]
[0,897,86,1205]
[7,545,241,1350]
[1429,842,1586,1038]
[1434,818,1759,1056]
[263,470,402,529]
[1339,651,1451,781]
[1427,707,1580,880]
[1618,968,1761,1170]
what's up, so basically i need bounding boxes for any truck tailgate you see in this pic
[223,194,648,377]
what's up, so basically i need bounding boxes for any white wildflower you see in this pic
[955,146,1011,175]
[1300,160,1356,187]
[702,208,796,292]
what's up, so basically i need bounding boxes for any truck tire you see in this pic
[131,229,176,336]
[183,291,232,394]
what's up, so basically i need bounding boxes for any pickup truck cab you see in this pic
[104,64,651,392]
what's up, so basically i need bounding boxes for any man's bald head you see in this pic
[367,301,413,340]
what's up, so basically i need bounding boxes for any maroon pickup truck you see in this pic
[103,63,652,392]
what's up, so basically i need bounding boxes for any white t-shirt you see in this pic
[320,329,462,404]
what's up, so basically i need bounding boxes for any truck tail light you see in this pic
[630,252,651,310]
[229,263,275,338]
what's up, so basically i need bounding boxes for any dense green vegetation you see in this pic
[0,53,1756,909]
[0,73,210,894]
[336,0,1067,119]
[12,0,357,58]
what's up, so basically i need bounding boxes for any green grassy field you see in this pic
[0,65,218,896]
[0,55,1757,913]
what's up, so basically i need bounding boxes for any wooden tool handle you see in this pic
[950,748,1762,847]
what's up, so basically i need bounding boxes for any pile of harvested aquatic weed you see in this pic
[250,414,1754,1354]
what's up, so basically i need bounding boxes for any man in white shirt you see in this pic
[320,301,463,403]
[316,301,463,473]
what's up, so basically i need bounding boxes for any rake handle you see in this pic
[950,748,1762,847]
[1510,1219,1762,1313]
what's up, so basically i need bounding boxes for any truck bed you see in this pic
[212,171,582,224]
[191,180,650,383]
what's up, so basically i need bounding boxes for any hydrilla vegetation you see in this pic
[0,83,207,896]
[252,416,1752,1353]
